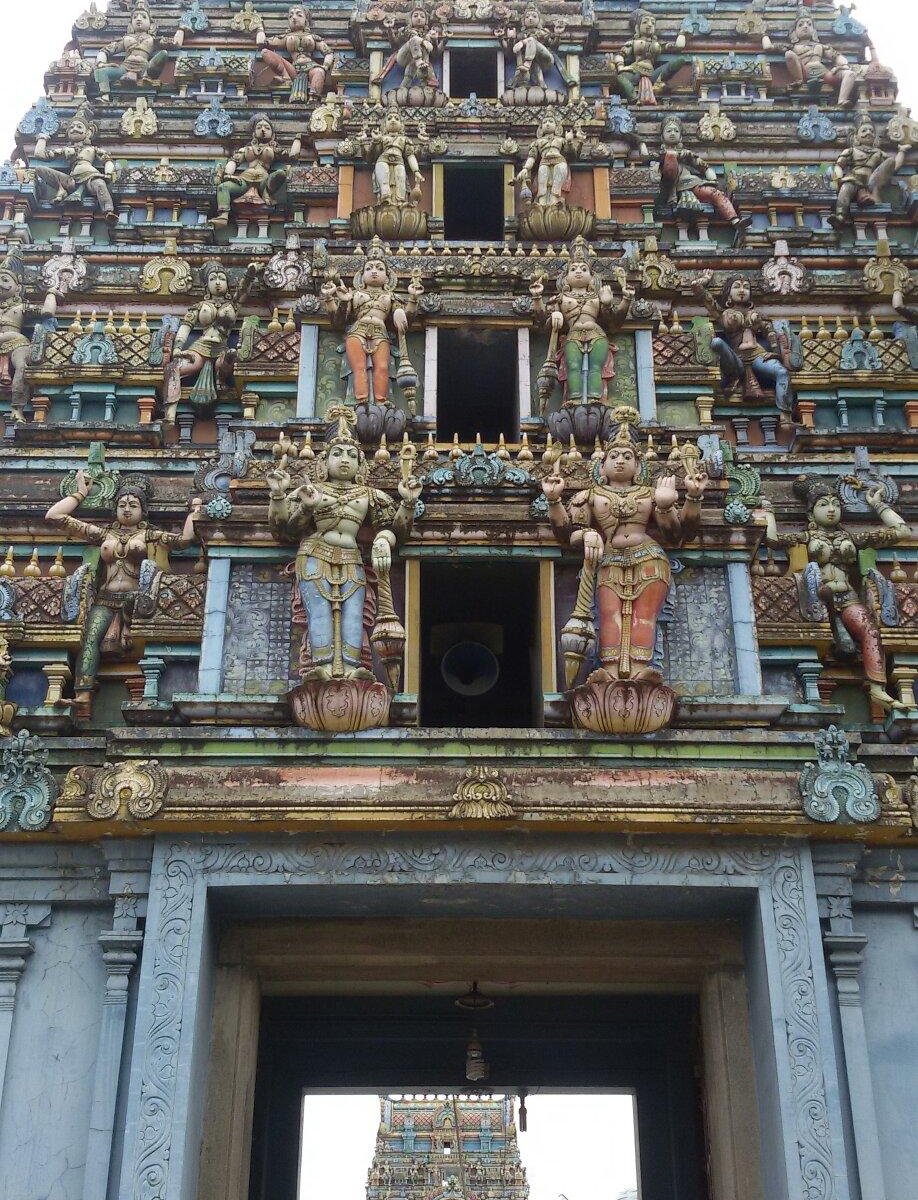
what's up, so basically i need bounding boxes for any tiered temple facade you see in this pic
[366,1096,528,1200]
[0,2,915,1199]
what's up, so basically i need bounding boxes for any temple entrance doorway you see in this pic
[200,916,761,1200]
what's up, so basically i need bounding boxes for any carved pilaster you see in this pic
[82,841,152,1200]
[0,903,52,1109]
[814,850,887,1200]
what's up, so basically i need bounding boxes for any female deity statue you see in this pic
[760,476,909,712]
[516,116,585,209]
[373,6,443,92]
[655,115,750,234]
[93,0,168,99]
[33,107,117,224]
[0,246,52,423]
[163,261,259,422]
[829,117,907,230]
[693,272,793,417]
[783,11,860,106]
[321,251,423,408]
[256,5,335,101]
[609,8,689,105]
[45,473,201,718]
[267,412,421,683]
[213,116,301,228]
[530,242,633,413]
[542,410,707,692]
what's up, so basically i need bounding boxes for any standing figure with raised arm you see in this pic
[45,473,200,718]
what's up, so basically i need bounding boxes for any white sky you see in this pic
[299,1094,639,1200]
[0,1,915,157]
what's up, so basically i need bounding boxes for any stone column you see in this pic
[0,903,51,1109]
[82,841,152,1200]
[814,849,887,1200]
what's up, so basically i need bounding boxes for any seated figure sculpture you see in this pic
[93,0,168,99]
[213,116,301,228]
[829,116,907,230]
[609,8,689,105]
[655,115,750,237]
[256,5,335,101]
[33,107,117,224]
[693,272,794,417]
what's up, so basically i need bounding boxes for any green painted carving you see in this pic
[0,730,57,832]
[59,441,119,509]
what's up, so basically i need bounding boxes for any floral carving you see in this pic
[449,767,515,819]
[0,730,57,832]
[799,727,879,824]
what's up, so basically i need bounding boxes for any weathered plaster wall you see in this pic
[856,904,918,1200]
[0,904,107,1200]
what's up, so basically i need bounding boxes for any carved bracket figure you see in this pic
[655,115,750,240]
[608,8,690,106]
[374,5,446,108]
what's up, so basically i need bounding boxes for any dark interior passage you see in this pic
[249,992,708,1200]
[420,559,538,728]
[443,164,505,241]
[436,327,517,442]
[449,49,499,98]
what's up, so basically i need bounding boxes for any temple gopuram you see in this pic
[0,2,915,1199]
[366,1096,529,1200]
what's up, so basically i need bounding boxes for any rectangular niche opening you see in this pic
[443,164,505,241]
[436,327,518,442]
[448,48,499,98]
[420,559,539,728]
[297,1090,642,1200]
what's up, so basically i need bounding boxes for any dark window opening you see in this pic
[420,560,539,728]
[449,48,498,98]
[437,327,517,442]
[443,164,505,241]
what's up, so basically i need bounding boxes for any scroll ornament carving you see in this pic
[62,759,168,820]
[130,838,838,1200]
[0,730,57,832]
[449,767,515,819]
[140,238,194,296]
[799,726,879,824]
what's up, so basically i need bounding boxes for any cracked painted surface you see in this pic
[0,904,108,1200]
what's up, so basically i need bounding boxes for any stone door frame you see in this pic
[117,835,848,1200]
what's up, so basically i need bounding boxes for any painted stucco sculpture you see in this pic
[45,472,201,720]
[542,408,707,734]
[267,410,421,731]
[760,473,909,713]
